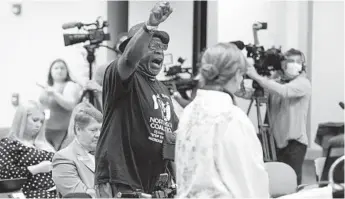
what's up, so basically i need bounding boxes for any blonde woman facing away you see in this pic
[175,43,269,198]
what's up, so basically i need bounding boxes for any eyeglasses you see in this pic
[148,39,168,51]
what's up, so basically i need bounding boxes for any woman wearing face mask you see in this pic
[242,48,312,186]
[175,43,270,198]
[0,101,56,198]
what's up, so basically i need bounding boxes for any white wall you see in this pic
[310,1,344,144]
[128,1,194,80]
[0,1,107,127]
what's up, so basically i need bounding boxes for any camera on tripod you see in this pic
[62,17,110,46]
[62,17,113,107]
[160,57,198,99]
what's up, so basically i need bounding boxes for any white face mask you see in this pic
[285,62,302,77]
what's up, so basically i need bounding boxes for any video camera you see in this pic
[62,17,113,106]
[241,22,285,94]
[160,57,198,100]
[62,17,110,47]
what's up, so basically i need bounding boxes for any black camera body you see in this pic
[62,18,110,47]
[160,57,198,99]
[246,44,285,77]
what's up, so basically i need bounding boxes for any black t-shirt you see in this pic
[95,60,179,193]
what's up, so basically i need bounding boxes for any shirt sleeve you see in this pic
[0,138,31,178]
[102,59,135,106]
[260,77,311,98]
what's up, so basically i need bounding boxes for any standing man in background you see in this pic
[95,1,179,197]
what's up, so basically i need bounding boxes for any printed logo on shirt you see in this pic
[152,94,171,121]
[149,94,173,144]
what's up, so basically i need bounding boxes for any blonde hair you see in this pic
[198,43,248,90]
[65,101,102,142]
[9,100,55,152]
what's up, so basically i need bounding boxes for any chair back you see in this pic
[265,162,297,197]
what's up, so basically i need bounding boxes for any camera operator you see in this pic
[82,64,108,112]
[241,48,311,185]
[94,2,179,198]
[171,51,204,108]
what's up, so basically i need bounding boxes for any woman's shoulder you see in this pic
[65,81,81,89]
[0,137,21,148]
[65,81,82,93]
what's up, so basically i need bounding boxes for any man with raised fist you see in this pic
[94,2,179,197]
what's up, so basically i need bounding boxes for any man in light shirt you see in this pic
[52,102,102,197]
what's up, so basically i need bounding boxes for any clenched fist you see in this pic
[148,1,173,26]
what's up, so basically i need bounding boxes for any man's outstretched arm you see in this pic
[117,2,173,80]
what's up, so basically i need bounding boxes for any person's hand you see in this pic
[246,65,260,79]
[148,1,173,26]
[28,160,53,175]
[45,86,56,96]
[84,80,102,92]
[270,70,284,80]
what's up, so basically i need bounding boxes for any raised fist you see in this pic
[148,1,173,26]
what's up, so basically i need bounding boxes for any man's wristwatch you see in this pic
[144,22,158,34]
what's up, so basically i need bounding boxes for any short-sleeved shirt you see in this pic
[0,138,56,198]
[95,60,179,193]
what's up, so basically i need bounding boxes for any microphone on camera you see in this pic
[230,40,245,50]
[62,22,84,30]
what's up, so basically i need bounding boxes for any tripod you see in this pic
[247,89,277,162]
[80,44,97,106]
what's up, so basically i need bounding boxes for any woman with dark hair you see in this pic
[39,59,81,151]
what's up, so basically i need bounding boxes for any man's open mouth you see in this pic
[151,58,163,65]
[151,57,163,69]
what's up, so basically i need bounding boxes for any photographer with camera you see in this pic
[240,48,311,185]
[81,64,108,112]
[94,2,179,198]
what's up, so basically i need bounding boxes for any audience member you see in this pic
[0,101,56,198]
[175,43,269,198]
[82,64,108,112]
[52,102,102,198]
[39,59,81,151]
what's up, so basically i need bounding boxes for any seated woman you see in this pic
[52,102,102,198]
[175,43,269,198]
[0,101,56,198]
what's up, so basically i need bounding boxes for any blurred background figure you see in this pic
[39,59,82,151]
[0,101,56,198]
[52,102,102,198]
[81,64,108,112]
